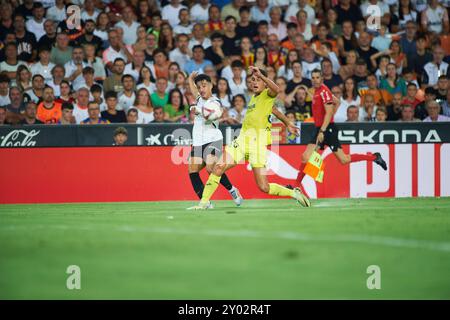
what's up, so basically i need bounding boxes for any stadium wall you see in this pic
[0,144,448,204]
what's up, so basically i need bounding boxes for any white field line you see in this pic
[1,224,450,253]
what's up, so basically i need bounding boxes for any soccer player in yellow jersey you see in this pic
[188,66,310,210]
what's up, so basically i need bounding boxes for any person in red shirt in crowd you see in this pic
[295,69,387,193]
[402,82,422,110]
[36,86,62,124]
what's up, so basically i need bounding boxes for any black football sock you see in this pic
[189,172,204,199]
[220,173,233,191]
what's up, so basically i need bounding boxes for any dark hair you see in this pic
[0,74,10,84]
[114,127,128,137]
[32,74,45,81]
[407,82,417,89]
[239,6,250,14]
[232,94,246,106]
[114,58,126,65]
[82,66,95,75]
[176,33,189,41]
[343,77,359,100]
[121,74,134,83]
[231,60,244,69]
[225,15,236,23]
[192,45,205,52]
[33,2,44,9]
[105,91,117,100]
[152,48,167,58]
[194,74,212,84]
[61,102,74,110]
[213,77,232,99]
[127,108,138,115]
[90,84,102,93]
[210,32,223,41]
[138,65,154,83]
[168,88,185,110]
[321,57,332,67]
[258,20,269,27]
[287,22,298,30]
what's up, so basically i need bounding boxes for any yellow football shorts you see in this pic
[225,135,268,168]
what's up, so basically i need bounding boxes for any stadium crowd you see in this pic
[0,0,449,127]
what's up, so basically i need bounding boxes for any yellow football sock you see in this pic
[200,174,221,203]
[268,183,294,197]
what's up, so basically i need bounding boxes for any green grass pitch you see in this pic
[0,198,449,299]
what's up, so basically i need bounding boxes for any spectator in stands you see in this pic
[253,47,268,70]
[0,106,8,125]
[90,84,106,111]
[174,9,194,36]
[334,0,363,25]
[423,46,450,87]
[268,6,287,41]
[14,14,37,63]
[277,50,299,81]
[113,127,128,146]
[375,107,388,122]
[360,94,378,122]
[36,86,62,124]
[127,108,138,124]
[286,61,311,94]
[169,34,192,72]
[301,47,321,80]
[162,0,187,27]
[0,75,11,107]
[221,0,244,22]
[150,49,170,79]
[423,100,450,122]
[436,75,449,102]
[24,74,45,103]
[184,45,213,74]
[81,0,100,23]
[191,0,210,23]
[222,16,240,56]
[0,43,26,83]
[285,85,312,121]
[295,10,314,42]
[441,90,450,117]
[118,75,136,112]
[151,77,169,108]
[65,46,90,90]
[164,88,187,122]
[205,33,226,72]
[77,20,103,55]
[14,0,34,20]
[158,22,175,53]
[20,101,43,125]
[31,47,55,83]
[286,0,315,25]
[204,5,223,34]
[214,77,232,109]
[81,101,110,124]
[398,104,420,122]
[101,91,127,123]
[346,105,359,122]
[50,32,73,66]
[225,94,247,124]
[115,6,140,46]
[356,32,379,72]
[421,0,449,35]
[415,87,437,120]
[46,0,66,23]
[236,6,258,40]
[38,19,57,49]
[136,0,153,29]
[72,88,90,124]
[337,78,361,122]
[380,63,407,96]
[103,29,134,73]
[57,102,74,125]
[251,0,270,23]
[103,58,126,94]
[5,87,25,124]
[402,83,422,110]
[371,23,392,52]
[321,58,343,89]
[26,3,46,42]
[339,50,358,80]
[55,80,74,104]
[16,65,32,93]
[353,58,370,89]
[228,60,247,96]
[386,92,404,121]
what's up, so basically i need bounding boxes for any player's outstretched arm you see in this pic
[249,66,280,97]
[272,106,300,136]
[188,71,200,98]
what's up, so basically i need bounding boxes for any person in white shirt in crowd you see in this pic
[136,66,154,95]
[421,0,449,34]
[422,46,450,87]
[423,100,450,122]
[162,0,187,27]
[46,0,67,22]
[0,43,26,85]
[251,0,271,22]
[285,0,315,24]
[31,47,56,83]
[115,6,141,46]
[188,23,212,50]
[301,47,321,80]
[228,60,247,96]
[190,0,211,23]
[173,9,194,36]
[226,94,247,124]
[221,55,247,83]
[73,87,90,124]
[64,46,90,91]
[94,12,110,43]
[26,2,47,41]
[335,78,361,122]
[83,43,106,82]
[132,88,155,124]
[118,74,137,112]
[213,77,233,109]
[360,93,378,121]
[0,75,11,107]
[124,50,150,82]
[47,65,66,97]
[169,34,192,71]
[103,29,135,73]
[81,0,100,22]
[268,6,287,40]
